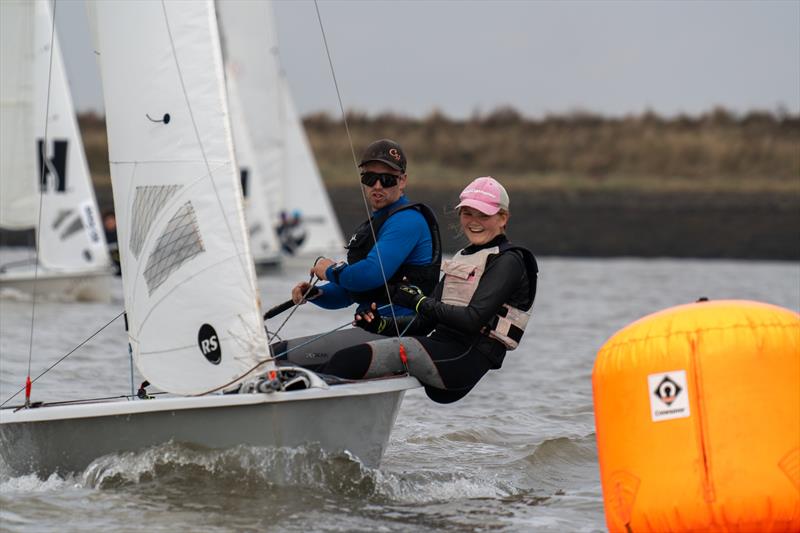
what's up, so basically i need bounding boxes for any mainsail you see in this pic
[1,0,109,273]
[215,0,344,255]
[91,0,273,394]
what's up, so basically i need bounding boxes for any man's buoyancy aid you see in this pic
[440,242,538,350]
[345,202,442,304]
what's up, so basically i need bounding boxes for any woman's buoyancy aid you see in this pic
[440,241,538,350]
[345,202,442,304]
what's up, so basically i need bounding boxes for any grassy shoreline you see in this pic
[72,109,799,259]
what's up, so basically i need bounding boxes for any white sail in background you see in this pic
[1,0,109,274]
[0,1,37,229]
[215,0,284,224]
[91,0,273,394]
[280,78,345,253]
[215,0,344,256]
[220,16,281,266]
[33,0,109,272]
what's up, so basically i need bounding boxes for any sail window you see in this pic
[130,184,181,258]
[143,201,204,295]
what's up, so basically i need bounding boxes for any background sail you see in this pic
[33,0,109,272]
[215,0,284,227]
[91,0,273,395]
[215,0,344,256]
[280,80,345,254]
[0,0,38,229]
[219,15,282,266]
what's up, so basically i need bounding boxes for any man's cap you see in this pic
[358,139,407,173]
[455,176,510,216]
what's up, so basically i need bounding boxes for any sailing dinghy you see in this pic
[0,0,419,477]
[215,0,345,260]
[0,0,113,302]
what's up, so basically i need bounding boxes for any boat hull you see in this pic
[0,377,418,476]
[0,268,113,302]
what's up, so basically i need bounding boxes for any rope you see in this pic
[194,308,388,397]
[266,270,321,344]
[24,0,59,407]
[1,311,125,408]
[312,1,405,343]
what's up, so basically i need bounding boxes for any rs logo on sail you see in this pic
[198,324,222,364]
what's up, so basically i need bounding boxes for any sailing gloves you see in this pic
[392,284,427,313]
[355,313,390,334]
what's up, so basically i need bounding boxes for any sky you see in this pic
[56,0,800,119]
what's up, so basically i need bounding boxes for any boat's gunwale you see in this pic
[0,376,420,424]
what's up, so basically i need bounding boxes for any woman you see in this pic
[322,177,538,403]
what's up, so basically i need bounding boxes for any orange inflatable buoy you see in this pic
[593,300,800,532]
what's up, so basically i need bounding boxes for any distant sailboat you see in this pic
[215,0,344,259]
[224,62,282,269]
[0,0,418,476]
[0,0,113,302]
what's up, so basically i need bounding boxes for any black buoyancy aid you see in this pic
[345,202,442,304]
[440,241,538,349]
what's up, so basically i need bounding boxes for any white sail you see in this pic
[1,0,109,274]
[33,0,109,272]
[280,78,345,254]
[91,0,273,394]
[219,15,281,266]
[214,0,284,223]
[215,0,344,256]
[0,0,38,228]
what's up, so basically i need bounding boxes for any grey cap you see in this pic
[358,139,407,173]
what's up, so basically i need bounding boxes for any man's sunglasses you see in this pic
[360,172,400,188]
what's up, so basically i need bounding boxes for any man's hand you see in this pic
[392,284,426,311]
[353,302,389,334]
[291,282,321,304]
[310,257,336,280]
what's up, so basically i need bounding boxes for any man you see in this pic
[275,139,441,369]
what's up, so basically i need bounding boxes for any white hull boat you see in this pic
[0,375,417,476]
[0,0,114,302]
[0,266,111,302]
[0,0,418,477]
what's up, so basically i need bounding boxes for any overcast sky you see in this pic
[56,0,800,119]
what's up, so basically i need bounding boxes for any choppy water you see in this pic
[1,256,798,532]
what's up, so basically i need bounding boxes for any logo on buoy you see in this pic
[648,370,690,422]
[198,323,221,365]
[654,376,682,406]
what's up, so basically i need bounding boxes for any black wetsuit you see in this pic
[322,234,537,403]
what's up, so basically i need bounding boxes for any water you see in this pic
[1,257,798,532]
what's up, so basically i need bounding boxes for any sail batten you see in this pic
[92,0,272,395]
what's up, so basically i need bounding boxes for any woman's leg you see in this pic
[323,337,450,389]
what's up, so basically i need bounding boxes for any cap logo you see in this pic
[388,148,401,161]
[462,187,497,200]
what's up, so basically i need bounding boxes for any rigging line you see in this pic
[159,0,252,286]
[266,273,320,345]
[2,310,125,408]
[194,306,389,397]
[312,0,404,341]
[25,0,59,388]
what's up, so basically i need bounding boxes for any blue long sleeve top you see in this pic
[312,196,433,316]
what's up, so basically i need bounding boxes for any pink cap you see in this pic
[455,177,509,215]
